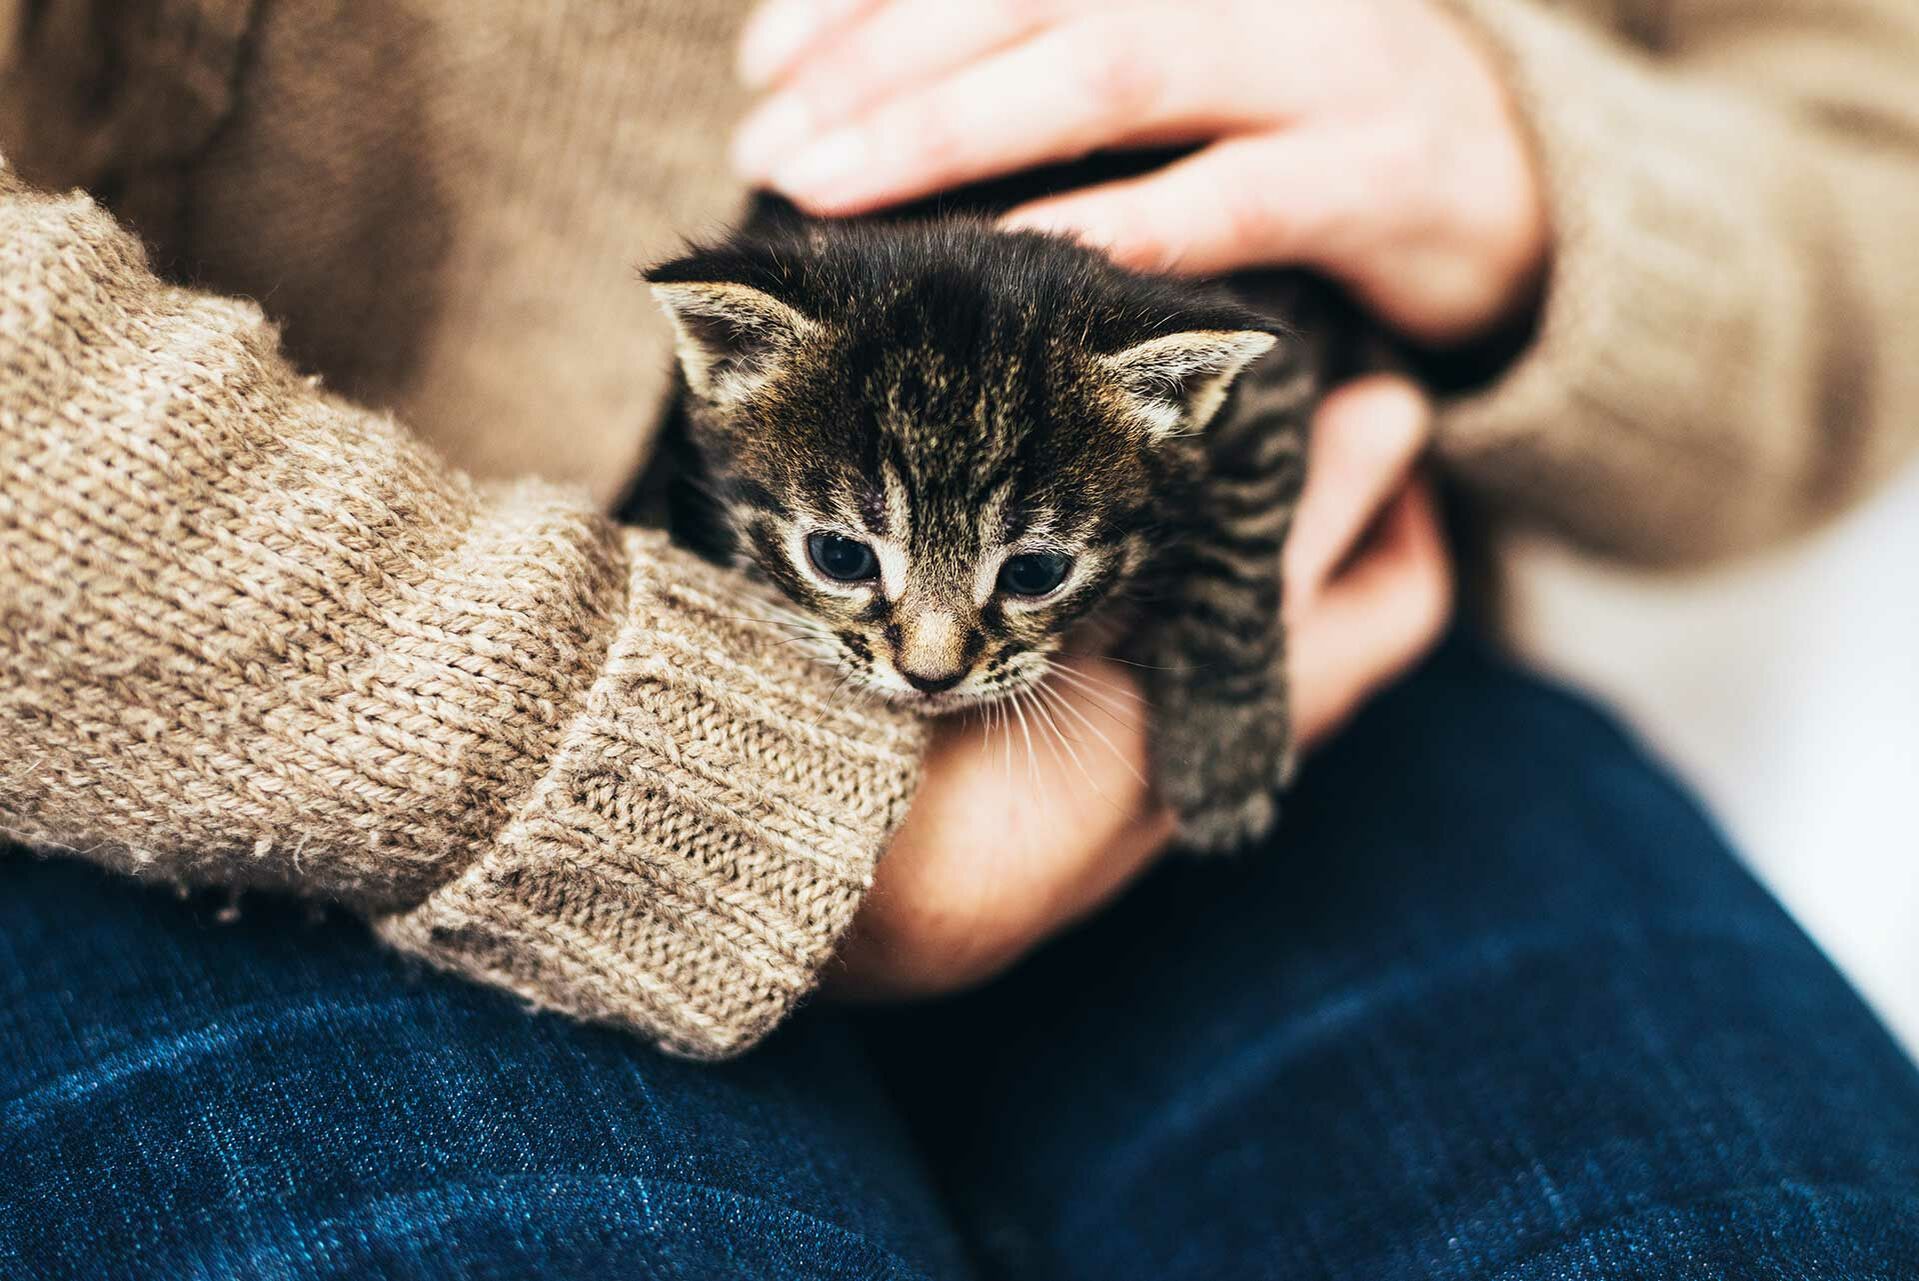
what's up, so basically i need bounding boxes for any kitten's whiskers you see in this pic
[1034,673,1144,792]
[1008,685,1042,798]
[1043,663,1148,731]
[1045,661,1146,707]
[1027,680,1111,811]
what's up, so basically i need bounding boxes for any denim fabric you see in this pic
[0,868,972,1278]
[4,637,1917,1280]
[870,636,1919,1280]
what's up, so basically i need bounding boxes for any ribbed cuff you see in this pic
[1435,0,1808,560]
[378,530,926,1059]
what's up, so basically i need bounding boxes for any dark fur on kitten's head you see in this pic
[646,214,1279,710]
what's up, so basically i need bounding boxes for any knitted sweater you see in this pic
[3,0,1917,1057]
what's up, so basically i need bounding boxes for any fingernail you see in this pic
[1003,210,1112,252]
[738,0,840,88]
[1000,209,1062,236]
[771,128,871,199]
[730,95,815,180]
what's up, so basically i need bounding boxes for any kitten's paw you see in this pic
[1176,788,1281,855]
[1152,690,1293,855]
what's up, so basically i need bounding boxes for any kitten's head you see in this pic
[646,219,1278,711]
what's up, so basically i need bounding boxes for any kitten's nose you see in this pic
[900,667,965,695]
[895,608,969,695]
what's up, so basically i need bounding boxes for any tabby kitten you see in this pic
[634,165,1363,851]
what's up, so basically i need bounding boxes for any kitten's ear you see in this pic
[1099,329,1280,441]
[648,280,820,405]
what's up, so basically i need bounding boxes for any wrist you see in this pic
[380,531,928,1058]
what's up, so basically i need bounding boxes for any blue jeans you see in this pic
[4,638,1917,1279]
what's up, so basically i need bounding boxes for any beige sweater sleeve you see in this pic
[0,165,925,1059]
[1442,0,1919,564]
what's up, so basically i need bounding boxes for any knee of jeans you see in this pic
[1476,1185,1919,1281]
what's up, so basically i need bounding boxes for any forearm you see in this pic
[1440,0,1919,563]
[0,166,924,1056]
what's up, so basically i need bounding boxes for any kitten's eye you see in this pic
[998,551,1072,599]
[807,531,879,583]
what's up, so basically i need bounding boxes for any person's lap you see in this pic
[4,638,1915,1280]
[0,861,971,1278]
[868,635,1919,1279]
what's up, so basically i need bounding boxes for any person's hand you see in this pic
[830,376,1451,999]
[732,0,1548,344]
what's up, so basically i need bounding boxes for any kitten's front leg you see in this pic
[1138,563,1292,852]
[1139,436,1307,853]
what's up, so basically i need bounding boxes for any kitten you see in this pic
[629,159,1368,851]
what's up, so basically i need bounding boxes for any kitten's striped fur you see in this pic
[631,161,1367,850]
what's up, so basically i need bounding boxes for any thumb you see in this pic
[1283,374,1432,619]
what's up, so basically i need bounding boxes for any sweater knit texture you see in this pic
[4,0,1918,1055]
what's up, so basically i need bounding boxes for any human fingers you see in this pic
[748,6,1290,212]
[1000,128,1380,277]
[733,0,1112,175]
[737,0,885,89]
